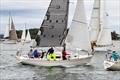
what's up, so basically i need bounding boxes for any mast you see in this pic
[35,0,69,47]
[66,0,91,51]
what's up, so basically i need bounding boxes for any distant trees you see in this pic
[16,28,39,39]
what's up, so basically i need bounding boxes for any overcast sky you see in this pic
[0,0,120,34]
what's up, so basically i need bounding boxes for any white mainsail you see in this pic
[89,0,100,42]
[66,0,91,51]
[4,25,9,38]
[21,27,26,41]
[96,14,112,46]
[26,30,31,41]
[96,0,112,46]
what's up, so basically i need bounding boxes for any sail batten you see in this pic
[36,0,69,47]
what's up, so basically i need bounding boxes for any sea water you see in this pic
[0,41,120,80]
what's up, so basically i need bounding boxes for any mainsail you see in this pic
[4,16,18,40]
[66,0,91,51]
[26,30,31,41]
[96,0,112,46]
[36,0,69,47]
[21,27,26,41]
[89,0,101,42]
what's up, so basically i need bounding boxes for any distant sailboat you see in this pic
[21,27,31,43]
[16,0,92,67]
[3,16,18,44]
[90,0,112,51]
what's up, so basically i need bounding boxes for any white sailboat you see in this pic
[21,27,31,43]
[3,16,18,44]
[25,30,31,42]
[90,0,112,51]
[104,60,120,71]
[95,12,112,51]
[16,0,92,67]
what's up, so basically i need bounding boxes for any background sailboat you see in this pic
[16,0,92,67]
[89,0,112,51]
[21,27,31,43]
[94,0,112,51]
[3,16,18,44]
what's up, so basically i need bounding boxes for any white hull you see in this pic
[94,46,110,52]
[3,40,17,44]
[104,60,120,70]
[16,55,92,67]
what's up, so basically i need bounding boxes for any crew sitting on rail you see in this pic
[47,47,56,60]
[32,49,41,58]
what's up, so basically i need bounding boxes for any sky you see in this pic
[0,0,120,34]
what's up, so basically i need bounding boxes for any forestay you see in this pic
[66,0,91,51]
[89,0,101,42]
[36,0,69,47]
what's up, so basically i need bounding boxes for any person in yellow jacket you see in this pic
[47,47,56,60]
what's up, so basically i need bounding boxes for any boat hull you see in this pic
[104,60,120,71]
[3,40,17,44]
[16,55,92,67]
[94,46,110,52]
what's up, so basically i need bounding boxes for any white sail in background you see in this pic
[26,30,31,41]
[21,27,26,41]
[66,0,91,51]
[96,14,112,45]
[96,4,112,46]
[4,25,9,38]
[89,0,100,42]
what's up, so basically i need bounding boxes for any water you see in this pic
[0,41,120,80]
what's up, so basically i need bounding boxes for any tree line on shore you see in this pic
[0,29,120,40]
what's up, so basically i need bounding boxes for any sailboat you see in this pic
[16,0,93,67]
[89,0,112,51]
[21,27,31,43]
[104,60,120,70]
[3,16,18,44]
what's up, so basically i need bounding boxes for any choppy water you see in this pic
[0,41,120,80]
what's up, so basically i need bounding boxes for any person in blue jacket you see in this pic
[32,49,40,58]
[111,51,119,61]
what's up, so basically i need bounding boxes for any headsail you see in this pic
[36,0,69,47]
[66,0,91,51]
[9,17,18,40]
[89,0,101,42]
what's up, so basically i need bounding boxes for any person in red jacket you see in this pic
[62,43,69,60]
